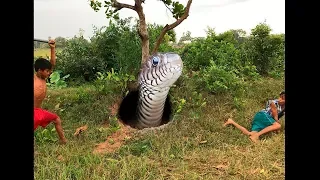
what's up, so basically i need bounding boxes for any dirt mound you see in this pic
[93,122,136,154]
[93,101,137,154]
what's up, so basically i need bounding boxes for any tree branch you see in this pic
[152,0,193,54]
[111,0,135,12]
[163,2,174,15]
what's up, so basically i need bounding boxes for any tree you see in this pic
[205,29,247,46]
[178,31,192,45]
[55,36,67,48]
[89,0,193,65]
[246,22,274,75]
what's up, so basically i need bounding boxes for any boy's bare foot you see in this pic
[248,131,258,136]
[249,134,259,143]
[223,118,234,127]
[59,138,67,145]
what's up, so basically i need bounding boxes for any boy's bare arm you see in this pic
[270,102,279,122]
[49,39,56,68]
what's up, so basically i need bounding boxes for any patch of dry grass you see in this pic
[34,48,62,59]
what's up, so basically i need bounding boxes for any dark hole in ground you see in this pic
[117,90,173,129]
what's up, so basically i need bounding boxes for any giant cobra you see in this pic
[118,52,183,129]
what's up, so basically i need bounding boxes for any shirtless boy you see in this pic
[34,39,67,144]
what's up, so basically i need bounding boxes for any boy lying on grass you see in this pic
[223,91,285,143]
[34,39,67,144]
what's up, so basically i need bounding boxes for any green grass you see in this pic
[34,77,285,180]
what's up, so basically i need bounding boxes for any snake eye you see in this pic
[152,56,160,66]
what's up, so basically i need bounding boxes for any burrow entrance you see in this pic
[117,90,173,129]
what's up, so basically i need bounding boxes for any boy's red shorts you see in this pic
[34,108,58,131]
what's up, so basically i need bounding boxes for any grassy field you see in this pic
[34,48,62,59]
[34,76,285,179]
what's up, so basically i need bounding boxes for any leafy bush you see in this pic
[52,19,284,90]
[93,69,136,95]
[56,36,106,81]
[47,70,70,89]
[55,18,179,81]
[199,61,243,94]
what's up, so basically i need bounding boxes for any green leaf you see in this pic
[201,102,207,107]
[62,74,70,79]
[56,81,67,88]
[42,129,48,134]
[129,75,136,80]
[50,72,60,83]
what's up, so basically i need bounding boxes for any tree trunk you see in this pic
[135,1,150,65]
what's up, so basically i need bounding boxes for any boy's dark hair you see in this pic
[279,91,285,95]
[34,58,52,72]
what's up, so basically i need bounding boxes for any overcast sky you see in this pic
[34,0,285,41]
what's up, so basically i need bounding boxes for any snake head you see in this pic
[139,52,183,89]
